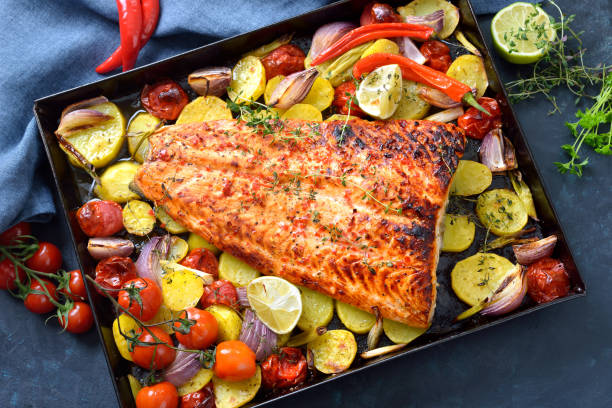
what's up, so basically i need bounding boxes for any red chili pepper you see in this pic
[116,0,142,72]
[310,23,434,66]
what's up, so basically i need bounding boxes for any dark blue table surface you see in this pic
[1,1,611,407]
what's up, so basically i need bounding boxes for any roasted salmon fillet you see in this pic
[135,118,465,327]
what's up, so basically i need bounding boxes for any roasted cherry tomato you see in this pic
[0,258,25,290]
[180,248,219,278]
[200,279,238,309]
[261,347,307,389]
[24,279,58,314]
[174,307,218,350]
[25,242,62,274]
[76,200,124,237]
[0,222,31,245]
[94,256,138,297]
[360,2,401,25]
[261,44,306,80]
[136,381,179,408]
[179,383,214,408]
[59,269,88,301]
[527,257,570,303]
[428,54,452,72]
[214,340,257,382]
[118,277,162,321]
[141,79,189,120]
[58,301,94,334]
[420,40,452,72]
[457,97,503,140]
[131,327,177,370]
[332,81,367,117]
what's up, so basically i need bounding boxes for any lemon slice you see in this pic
[491,2,556,64]
[355,64,402,119]
[246,276,302,334]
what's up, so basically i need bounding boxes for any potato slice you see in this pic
[307,329,357,374]
[127,112,161,157]
[301,77,334,111]
[391,80,430,120]
[162,269,205,311]
[178,368,214,396]
[205,305,242,342]
[476,189,528,236]
[325,114,359,122]
[127,375,142,400]
[264,75,285,105]
[213,366,261,408]
[176,96,233,124]
[218,252,261,287]
[361,38,400,59]
[397,0,460,39]
[277,332,291,347]
[154,206,188,234]
[112,314,139,361]
[228,56,266,104]
[383,319,428,344]
[187,232,220,255]
[168,236,189,263]
[442,214,475,252]
[336,301,376,334]
[94,161,141,203]
[296,286,334,331]
[122,200,156,236]
[144,304,178,334]
[451,252,516,306]
[281,104,323,121]
[446,55,489,99]
[450,160,492,196]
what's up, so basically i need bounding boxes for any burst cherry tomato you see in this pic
[262,347,308,389]
[141,79,189,120]
[526,257,570,303]
[180,248,219,278]
[179,383,215,408]
[174,307,218,350]
[136,381,179,408]
[76,200,124,237]
[457,97,503,140]
[94,256,138,297]
[261,44,306,80]
[420,40,452,73]
[59,269,88,301]
[214,340,257,382]
[58,301,94,334]
[428,54,452,72]
[360,2,401,25]
[200,279,238,308]
[332,81,366,117]
[0,222,31,245]
[118,277,162,321]
[25,242,62,274]
[24,279,58,314]
[131,327,177,370]
[0,258,25,290]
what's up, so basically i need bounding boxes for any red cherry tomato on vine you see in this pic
[180,248,219,278]
[94,256,138,297]
[457,97,503,140]
[136,381,179,408]
[214,340,257,382]
[0,222,31,245]
[174,307,218,350]
[131,327,177,370]
[527,257,570,303]
[0,258,26,290]
[76,200,124,237]
[59,269,88,301]
[118,277,162,321]
[58,301,94,334]
[179,383,214,408]
[25,242,62,274]
[24,279,58,314]
[200,279,238,309]
[141,79,189,120]
[262,347,308,389]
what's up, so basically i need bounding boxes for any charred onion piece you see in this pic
[188,67,232,97]
[87,237,134,260]
[424,106,464,122]
[481,265,527,316]
[402,9,444,34]
[56,109,113,137]
[366,306,383,351]
[418,87,460,108]
[61,96,109,118]
[513,235,557,265]
[268,68,319,109]
[480,128,518,172]
[309,22,357,60]
[361,343,408,359]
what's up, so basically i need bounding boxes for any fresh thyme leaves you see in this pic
[226,90,285,139]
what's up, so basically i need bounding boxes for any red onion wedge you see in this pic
[163,345,202,387]
[239,309,277,362]
[395,37,426,64]
[513,235,557,265]
[481,265,527,316]
[135,235,171,287]
[402,9,444,35]
[424,106,464,122]
[479,129,518,172]
[418,87,460,108]
[61,96,109,118]
[87,237,134,260]
[268,68,319,109]
[236,287,250,307]
[309,22,357,60]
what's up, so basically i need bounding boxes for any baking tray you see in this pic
[33,0,586,406]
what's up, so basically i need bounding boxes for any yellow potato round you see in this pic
[178,368,214,396]
[297,286,334,331]
[206,304,242,342]
[112,314,139,361]
[133,138,150,163]
[264,75,285,105]
[127,111,160,157]
[277,332,291,347]
[281,103,322,121]
[391,80,430,120]
[442,214,476,252]
[144,304,178,334]
[155,206,188,234]
[336,301,376,334]
[325,114,359,122]
[168,236,189,263]
[361,38,400,59]
[122,200,156,236]
[476,189,528,236]
[450,160,492,196]
[383,319,428,344]
[228,56,266,104]
[218,252,261,287]
[188,232,220,255]
[94,161,141,203]
[398,0,460,39]
[446,55,489,99]
[176,96,233,124]
[127,374,142,400]
[301,77,335,111]
[162,269,205,311]
[213,366,261,408]
[308,329,357,374]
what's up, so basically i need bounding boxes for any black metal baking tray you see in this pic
[33,0,586,406]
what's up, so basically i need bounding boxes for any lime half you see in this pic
[356,64,402,119]
[246,276,302,334]
[491,2,556,64]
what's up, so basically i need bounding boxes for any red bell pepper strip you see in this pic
[117,0,142,71]
[310,23,434,66]
[352,53,490,115]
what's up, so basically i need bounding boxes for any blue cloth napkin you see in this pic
[0,0,514,232]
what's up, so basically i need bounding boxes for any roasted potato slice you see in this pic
[391,80,430,120]
[446,55,489,99]
[187,232,220,255]
[94,161,141,203]
[397,0,460,39]
[336,301,376,334]
[281,103,323,121]
[307,329,357,374]
[127,375,142,400]
[450,160,492,196]
[168,236,189,263]
[361,38,400,59]
[161,268,206,311]
[127,112,160,158]
[205,305,242,342]
[264,75,285,105]
[213,366,261,408]
[122,200,156,236]
[218,252,261,287]
[144,304,178,334]
[112,314,139,361]
[383,319,428,344]
[176,96,233,124]
[442,214,475,252]
[297,286,334,331]
[301,77,334,111]
[178,368,214,396]
[154,206,188,234]
[476,189,528,236]
[325,114,359,121]
[228,56,266,104]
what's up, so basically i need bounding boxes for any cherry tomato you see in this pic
[141,79,189,120]
[0,222,31,245]
[214,340,257,382]
[76,200,124,237]
[457,97,503,140]
[200,279,238,309]
[261,45,306,80]
[94,256,138,297]
[118,277,162,321]
[136,381,179,408]
[420,41,452,73]
[180,248,219,278]
[59,269,88,301]
[58,301,94,334]
[360,2,401,25]
[131,327,177,370]
[0,258,25,290]
[25,242,62,274]
[527,257,570,303]
[24,279,58,314]
[261,347,307,389]
[179,383,214,408]
[174,307,218,350]
[428,54,452,72]
[332,81,367,118]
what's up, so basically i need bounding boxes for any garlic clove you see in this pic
[268,68,319,110]
[187,67,231,97]
[480,128,517,172]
